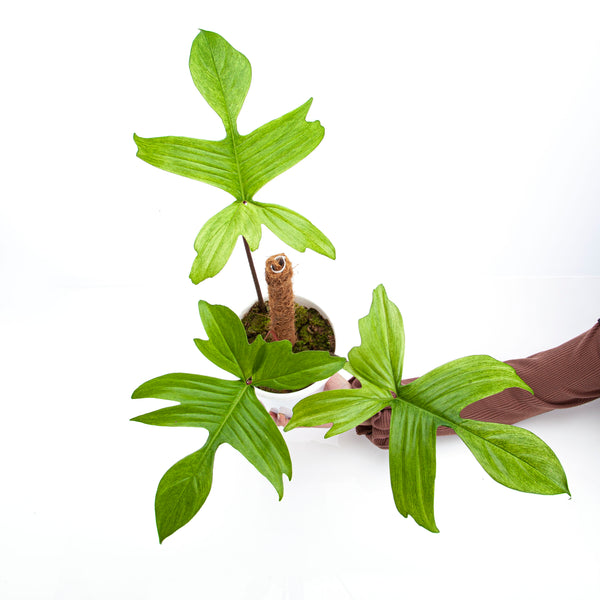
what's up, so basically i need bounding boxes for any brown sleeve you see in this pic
[356,321,600,449]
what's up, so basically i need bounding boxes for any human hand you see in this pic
[269,372,352,428]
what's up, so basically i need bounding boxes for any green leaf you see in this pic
[251,340,345,391]
[132,374,291,542]
[287,284,569,533]
[133,97,323,202]
[401,355,533,421]
[347,284,405,391]
[253,202,335,259]
[189,30,251,133]
[132,373,241,414]
[389,402,439,533]
[134,30,333,282]
[193,300,257,380]
[189,201,262,284]
[238,98,324,198]
[132,298,347,540]
[286,384,390,437]
[155,447,216,543]
[455,420,570,495]
[133,134,240,197]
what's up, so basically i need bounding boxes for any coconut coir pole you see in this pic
[265,253,296,345]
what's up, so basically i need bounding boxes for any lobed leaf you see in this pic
[134,30,333,282]
[132,374,291,542]
[132,373,242,426]
[292,284,569,533]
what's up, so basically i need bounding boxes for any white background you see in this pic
[1,1,599,598]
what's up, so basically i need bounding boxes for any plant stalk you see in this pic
[243,237,266,312]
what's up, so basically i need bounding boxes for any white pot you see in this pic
[240,295,336,416]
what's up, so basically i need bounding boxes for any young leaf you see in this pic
[347,284,404,391]
[132,374,291,542]
[288,285,569,533]
[134,30,333,283]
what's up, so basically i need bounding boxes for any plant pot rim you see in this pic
[239,295,338,415]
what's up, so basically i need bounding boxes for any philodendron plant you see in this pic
[286,285,570,533]
[134,30,334,306]
[132,300,345,542]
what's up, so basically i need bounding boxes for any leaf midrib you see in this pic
[455,422,565,489]
[393,388,452,429]
[206,42,247,203]
[201,382,249,453]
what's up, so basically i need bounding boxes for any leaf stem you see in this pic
[243,237,266,312]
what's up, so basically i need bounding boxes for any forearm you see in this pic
[356,321,600,449]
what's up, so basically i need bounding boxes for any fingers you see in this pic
[324,372,352,391]
[268,374,352,429]
[269,411,290,427]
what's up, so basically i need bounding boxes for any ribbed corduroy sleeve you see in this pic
[356,321,600,449]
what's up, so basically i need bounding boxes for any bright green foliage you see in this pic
[286,285,570,533]
[132,300,344,542]
[134,30,334,283]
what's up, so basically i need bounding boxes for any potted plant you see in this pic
[132,30,570,543]
[131,30,343,543]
